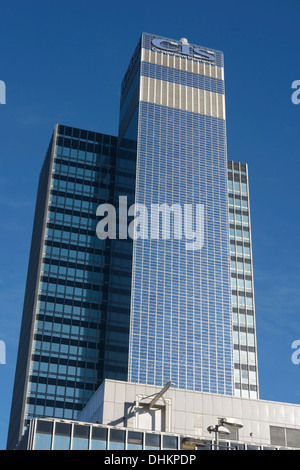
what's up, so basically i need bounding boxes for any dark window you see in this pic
[36,420,53,434]
[110,429,125,443]
[54,422,71,436]
[127,431,143,449]
[230,442,245,450]
[73,424,89,438]
[145,433,160,448]
[286,428,300,448]
[92,427,107,441]
[128,431,143,446]
[163,435,177,449]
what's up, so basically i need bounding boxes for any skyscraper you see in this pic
[7,33,258,450]
[6,127,135,449]
[120,33,233,394]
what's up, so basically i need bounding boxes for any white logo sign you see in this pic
[151,38,215,63]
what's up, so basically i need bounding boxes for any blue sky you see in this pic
[0,0,299,450]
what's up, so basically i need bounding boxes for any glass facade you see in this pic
[7,125,134,449]
[7,139,54,450]
[124,33,234,394]
[27,126,121,422]
[16,418,283,451]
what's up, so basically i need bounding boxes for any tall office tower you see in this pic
[6,126,134,449]
[227,160,259,399]
[119,33,234,393]
[7,33,260,449]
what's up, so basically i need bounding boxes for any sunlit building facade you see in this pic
[122,33,234,395]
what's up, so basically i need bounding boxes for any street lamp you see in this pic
[182,418,244,450]
[207,418,243,450]
[221,417,244,429]
[207,424,230,449]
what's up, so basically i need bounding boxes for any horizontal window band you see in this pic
[56,136,117,157]
[34,333,104,349]
[57,125,118,146]
[29,374,96,390]
[235,384,258,391]
[31,354,101,370]
[230,240,251,247]
[141,61,224,94]
[234,364,257,371]
[37,294,130,315]
[27,397,86,410]
[233,344,256,352]
[35,314,129,334]
[233,325,255,334]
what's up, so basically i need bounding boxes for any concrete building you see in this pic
[16,379,300,450]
